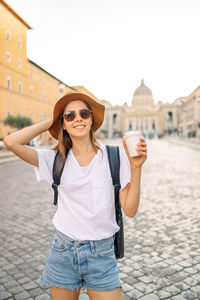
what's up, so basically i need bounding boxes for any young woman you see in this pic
[4,92,147,300]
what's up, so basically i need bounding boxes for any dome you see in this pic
[133,79,152,96]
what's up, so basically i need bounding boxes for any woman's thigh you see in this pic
[50,287,81,300]
[87,287,123,300]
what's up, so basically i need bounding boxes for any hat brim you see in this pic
[49,92,105,139]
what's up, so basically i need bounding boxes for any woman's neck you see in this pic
[71,136,97,156]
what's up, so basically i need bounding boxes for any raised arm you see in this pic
[119,138,147,218]
[3,119,53,167]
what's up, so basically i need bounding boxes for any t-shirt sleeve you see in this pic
[32,148,56,186]
[119,148,131,191]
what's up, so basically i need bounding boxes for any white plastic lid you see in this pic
[124,130,142,138]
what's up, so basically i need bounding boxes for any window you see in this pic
[29,86,33,97]
[168,111,173,121]
[146,120,148,130]
[39,112,43,122]
[59,83,64,97]
[29,71,33,78]
[18,59,22,68]
[18,81,22,93]
[17,38,22,48]
[39,113,46,122]
[112,113,117,124]
[6,30,11,41]
[7,109,11,116]
[30,111,34,122]
[6,52,11,62]
[43,92,46,101]
[39,90,42,100]
[136,118,138,130]
[6,76,11,89]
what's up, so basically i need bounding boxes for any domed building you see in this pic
[132,79,154,107]
[100,79,179,138]
[126,79,157,134]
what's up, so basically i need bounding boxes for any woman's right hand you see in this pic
[3,118,54,167]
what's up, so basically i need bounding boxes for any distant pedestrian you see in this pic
[4,91,147,300]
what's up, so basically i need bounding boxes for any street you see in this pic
[0,138,200,300]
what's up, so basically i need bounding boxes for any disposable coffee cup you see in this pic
[124,131,143,157]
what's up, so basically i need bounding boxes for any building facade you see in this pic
[177,86,200,138]
[0,0,98,143]
[100,80,179,138]
[100,80,200,139]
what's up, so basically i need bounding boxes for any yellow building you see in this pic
[177,85,200,137]
[0,0,98,143]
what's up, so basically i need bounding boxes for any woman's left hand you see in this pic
[122,138,147,168]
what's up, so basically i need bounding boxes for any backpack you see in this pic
[52,145,124,259]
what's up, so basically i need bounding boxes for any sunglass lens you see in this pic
[80,109,91,119]
[65,111,75,122]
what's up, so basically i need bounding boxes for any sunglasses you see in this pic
[63,109,92,122]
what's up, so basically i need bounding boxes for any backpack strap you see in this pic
[106,145,124,259]
[106,145,121,195]
[52,149,69,206]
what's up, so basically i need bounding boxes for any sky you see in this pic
[6,0,200,105]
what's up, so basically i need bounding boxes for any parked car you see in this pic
[27,137,41,147]
[0,139,6,149]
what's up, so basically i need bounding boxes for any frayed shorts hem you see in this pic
[39,276,82,291]
[39,276,122,292]
[84,283,122,292]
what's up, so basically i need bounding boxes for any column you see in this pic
[108,112,113,138]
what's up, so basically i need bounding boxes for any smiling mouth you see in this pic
[73,125,86,129]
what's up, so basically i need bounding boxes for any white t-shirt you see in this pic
[33,143,131,241]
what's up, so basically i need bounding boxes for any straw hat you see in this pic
[49,91,105,139]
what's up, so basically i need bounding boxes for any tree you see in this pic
[4,115,33,129]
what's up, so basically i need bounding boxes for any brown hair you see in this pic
[54,101,101,174]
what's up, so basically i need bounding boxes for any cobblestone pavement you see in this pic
[0,138,200,299]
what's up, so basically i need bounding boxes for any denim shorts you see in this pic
[39,230,122,291]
